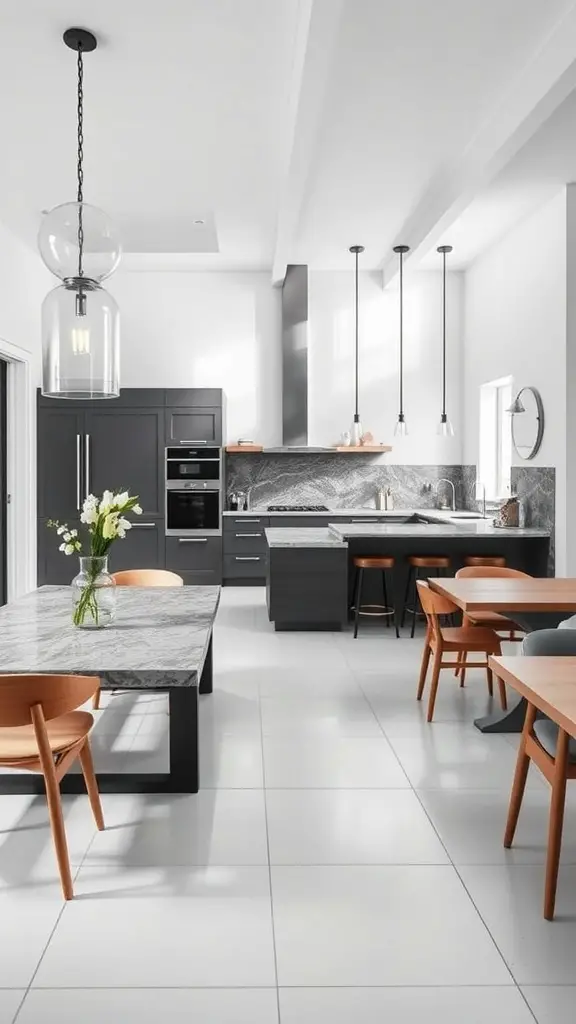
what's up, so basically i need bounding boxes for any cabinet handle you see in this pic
[351,518,379,522]
[178,537,208,543]
[235,556,261,562]
[237,519,261,524]
[76,434,81,511]
[84,434,91,499]
[235,533,262,538]
[131,522,156,529]
[179,440,207,444]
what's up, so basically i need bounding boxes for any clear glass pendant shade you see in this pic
[394,414,408,436]
[437,414,454,437]
[41,282,120,399]
[38,202,121,283]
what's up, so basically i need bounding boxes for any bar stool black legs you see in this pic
[401,557,452,638]
[352,557,399,638]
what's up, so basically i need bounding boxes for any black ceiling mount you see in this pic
[63,28,97,52]
[437,245,453,254]
[393,245,410,254]
[349,245,365,254]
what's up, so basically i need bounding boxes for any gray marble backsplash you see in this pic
[462,464,555,574]
[226,455,466,511]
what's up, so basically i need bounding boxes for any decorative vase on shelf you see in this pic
[71,555,116,629]
[351,419,362,447]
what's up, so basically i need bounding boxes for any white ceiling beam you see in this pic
[272,0,345,286]
[381,1,576,283]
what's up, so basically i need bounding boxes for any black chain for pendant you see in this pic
[76,43,84,278]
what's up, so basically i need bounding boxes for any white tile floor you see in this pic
[0,587,574,1021]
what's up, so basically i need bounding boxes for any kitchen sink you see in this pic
[446,511,486,519]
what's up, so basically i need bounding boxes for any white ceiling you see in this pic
[1,0,576,274]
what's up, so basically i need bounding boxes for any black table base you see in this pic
[474,613,566,734]
[0,637,213,795]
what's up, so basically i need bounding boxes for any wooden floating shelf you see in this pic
[225,445,263,453]
[334,445,392,453]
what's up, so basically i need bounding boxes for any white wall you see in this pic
[0,221,49,596]
[308,269,463,463]
[463,191,567,571]
[109,270,282,446]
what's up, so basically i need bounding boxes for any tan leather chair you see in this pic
[454,566,529,684]
[0,674,104,899]
[112,569,184,587]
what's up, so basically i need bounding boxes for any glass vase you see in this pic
[71,555,116,629]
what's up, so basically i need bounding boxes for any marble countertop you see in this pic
[0,586,220,688]
[224,508,391,517]
[266,528,347,548]
[328,521,550,540]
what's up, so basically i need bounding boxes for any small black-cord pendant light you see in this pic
[39,28,122,399]
[437,244,454,436]
[349,245,365,446]
[393,245,410,436]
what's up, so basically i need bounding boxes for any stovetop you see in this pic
[267,504,329,513]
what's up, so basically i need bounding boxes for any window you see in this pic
[478,377,512,501]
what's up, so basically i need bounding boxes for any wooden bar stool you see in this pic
[402,555,451,638]
[464,556,506,568]
[352,556,399,638]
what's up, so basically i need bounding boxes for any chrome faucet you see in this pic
[435,478,456,512]
[473,479,486,519]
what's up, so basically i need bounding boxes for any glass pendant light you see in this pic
[39,28,121,399]
[349,245,365,446]
[437,244,454,436]
[393,245,410,436]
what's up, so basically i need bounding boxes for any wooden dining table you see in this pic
[429,577,576,733]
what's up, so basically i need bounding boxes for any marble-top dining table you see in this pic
[0,585,220,795]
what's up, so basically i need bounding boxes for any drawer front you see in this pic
[166,536,222,572]
[224,516,269,530]
[224,553,267,578]
[267,516,332,529]
[224,530,268,555]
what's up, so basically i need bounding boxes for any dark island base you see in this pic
[267,547,348,631]
[266,534,550,633]
[0,639,214,796]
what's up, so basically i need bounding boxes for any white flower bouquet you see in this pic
[48,490,142,627]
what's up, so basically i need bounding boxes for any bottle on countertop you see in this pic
[385,488,394,511]
[376,488,386,510]
[228,492,239,511]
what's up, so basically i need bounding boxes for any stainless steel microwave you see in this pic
[165,446,222,484]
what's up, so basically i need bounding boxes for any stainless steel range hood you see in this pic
[266,265,334,453]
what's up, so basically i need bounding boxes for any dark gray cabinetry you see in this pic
[223,516,269,582]
[84,408,164,517]
[38,409,85,520]
[107,522,164,573]
[165,387,223,445]
[166,537,222,586]
[165,407,222,445]
[37,388,224,585]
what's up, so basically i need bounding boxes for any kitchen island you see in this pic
[265,513,550,631]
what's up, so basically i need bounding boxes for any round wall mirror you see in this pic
[511,386,544,460]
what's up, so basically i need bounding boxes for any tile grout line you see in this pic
[258,680,282,1024]
[351,653,529,1001]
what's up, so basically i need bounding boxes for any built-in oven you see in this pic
[166,446,222,483]
[165,447,223,536]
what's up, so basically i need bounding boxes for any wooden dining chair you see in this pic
[503,628,576,920]
[0,673,104,900]
[112,569,184,587]
[453,566,529,684]
[416,581,504,723]
[93,569,184,709]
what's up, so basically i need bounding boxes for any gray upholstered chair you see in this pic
[504,628,576,919]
